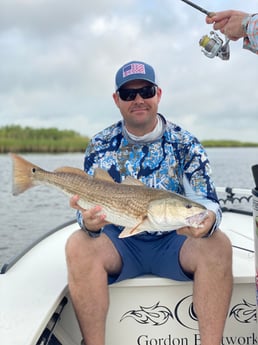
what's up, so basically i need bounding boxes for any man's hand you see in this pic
[176,210,216,238]
[70,195,108,231]
[206,10,249,41]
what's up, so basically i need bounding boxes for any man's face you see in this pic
[113,80,162,136]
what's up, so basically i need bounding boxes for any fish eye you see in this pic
[185,204,192,209]
[32,167,36,173]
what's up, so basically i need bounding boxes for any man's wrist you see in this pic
[202,221,217,238]
[81,221,102,238]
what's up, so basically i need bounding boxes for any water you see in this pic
[0,153,84,267]
[0,148,257,267]
[207,148,257,189]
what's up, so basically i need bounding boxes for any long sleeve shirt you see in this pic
[243,14,258,54]
[77,114,221,236]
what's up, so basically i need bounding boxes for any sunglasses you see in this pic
[118,85,157,101]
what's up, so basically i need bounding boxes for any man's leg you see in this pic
[65,230,122,345]
[179,230,233,345]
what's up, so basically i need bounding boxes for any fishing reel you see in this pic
[199,31,230,60]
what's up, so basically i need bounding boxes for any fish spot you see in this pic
[185,204,192,209]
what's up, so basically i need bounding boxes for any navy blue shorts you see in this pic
[102,225,193,284]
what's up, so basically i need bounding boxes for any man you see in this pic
[66,61,233,345]
[206,10,258,54]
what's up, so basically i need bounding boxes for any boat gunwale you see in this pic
[0,218,76,274]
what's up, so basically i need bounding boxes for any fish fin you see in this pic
[93,168,114,182]
[54,166,87,177]
[10,153,41,196]
[118,218,148,238]
[122,176,146,187]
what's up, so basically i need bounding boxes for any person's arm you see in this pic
[180,139,221,238]
[73,138,108,237]
[182,174,221,238]
[243,14,258,54]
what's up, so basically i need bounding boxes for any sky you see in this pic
[0,0,257,142]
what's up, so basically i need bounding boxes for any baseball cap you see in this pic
[115,61,157,90]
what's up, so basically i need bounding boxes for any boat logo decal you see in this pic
[120,302,173,326]
[229,299,256,323]
[120,296,256,328]
[174,295,198,330]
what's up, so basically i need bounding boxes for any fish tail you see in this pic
[10,153,41,196]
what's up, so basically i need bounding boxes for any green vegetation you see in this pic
[0,126,257,153]
[0,125,90,153]
[202,140,258,148]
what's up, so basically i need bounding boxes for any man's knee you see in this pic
[181,230,232,273]
[204,230,233,269]
[212,230,232,256]
[65,230,91,265]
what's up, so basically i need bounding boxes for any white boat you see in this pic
[0,187,257,345]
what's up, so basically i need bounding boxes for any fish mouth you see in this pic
[186,211,209,227]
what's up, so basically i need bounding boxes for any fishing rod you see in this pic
[180,0,230,60]
[180,0,215,17]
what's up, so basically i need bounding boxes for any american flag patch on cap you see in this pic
[123,63,146,78]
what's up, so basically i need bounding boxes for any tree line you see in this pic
[0,125,90,153]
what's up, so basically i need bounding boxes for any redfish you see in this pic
[10,154,208,238]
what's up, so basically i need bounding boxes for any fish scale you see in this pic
[57,173,149,218]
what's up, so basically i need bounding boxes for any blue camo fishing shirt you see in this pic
[77,114,221,235]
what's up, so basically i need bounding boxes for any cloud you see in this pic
[0,0,257,142]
